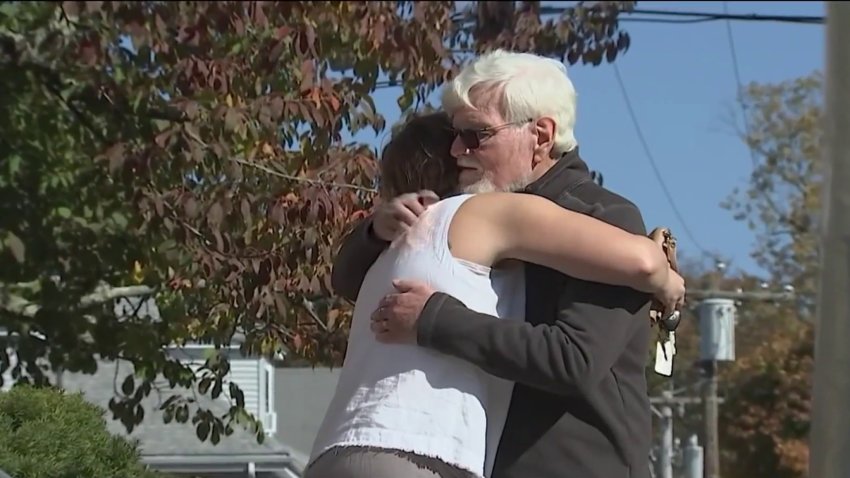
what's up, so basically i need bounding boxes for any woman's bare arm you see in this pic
[449,192,670,294]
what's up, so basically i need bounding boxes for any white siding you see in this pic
[178,355,275,435]
[0,349,53,392]
[228,358,261,419]
[259,360,277,434]
[1,347,15,392]
[1,340,276,436]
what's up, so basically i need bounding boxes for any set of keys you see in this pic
[647,227,681,377]
[653,310,681,377]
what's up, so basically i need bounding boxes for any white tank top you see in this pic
[308,194,525,478]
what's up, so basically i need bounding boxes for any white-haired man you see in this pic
[332,50,656,478]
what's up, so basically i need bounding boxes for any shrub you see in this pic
[0,385,162,478]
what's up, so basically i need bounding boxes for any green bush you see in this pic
[0,385,162,478]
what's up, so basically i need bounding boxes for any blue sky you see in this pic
[346,1,825,277]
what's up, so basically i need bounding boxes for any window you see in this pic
[261,360,277,434]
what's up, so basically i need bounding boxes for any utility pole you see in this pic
[687,267,795,478]
[696,297,730,478]
[810,3,850,478]
[648,267,796,478]
[658,390,674,478]
[650,394,711,478]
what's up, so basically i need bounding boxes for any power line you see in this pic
[611,62,710,257]
[722,2,757,170]
[721,1,793,227]
[618,17,719,25]
[628,8,823,25]
[379,5,823,89]
[535,6,824,25]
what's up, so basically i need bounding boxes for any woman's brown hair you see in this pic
[379,111,458,200]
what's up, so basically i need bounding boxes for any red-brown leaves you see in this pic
[720,324,813,478]
[469,1,634,67]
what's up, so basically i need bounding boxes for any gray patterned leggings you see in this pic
[304,445,479,478]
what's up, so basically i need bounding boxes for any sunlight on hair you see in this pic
[442,49,578,155]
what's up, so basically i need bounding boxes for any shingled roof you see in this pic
[60,360,305,477]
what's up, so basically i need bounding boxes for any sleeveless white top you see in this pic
[308,194,525,478]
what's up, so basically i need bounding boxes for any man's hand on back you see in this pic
[371,279,436,344]
[371,190,439,242]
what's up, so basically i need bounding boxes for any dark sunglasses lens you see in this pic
[458,130,480,150]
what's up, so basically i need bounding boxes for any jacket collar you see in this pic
[524,147,591,198]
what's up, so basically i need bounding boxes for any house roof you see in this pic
[60,360,306,476]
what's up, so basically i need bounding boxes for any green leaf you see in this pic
[196,420,210,441]
[224,109,241,132]
[111,211,129,229]
[153,119,170,132]
[229,382,245,408]
[210,425,221,445]
[198,377,211,394]
[113,66,125,83]
[176,405,189,423]
[163,407,175,424]
[121,374,135,395]
[7,154,22,177]
[397,87,415,112]
[211,379,222,399]
[5,232,25,263]
[0,2,19,17]
[57,207,72,218]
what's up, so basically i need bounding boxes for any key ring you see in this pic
[660,310,681,332]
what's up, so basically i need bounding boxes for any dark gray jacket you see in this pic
[331,149,653,478]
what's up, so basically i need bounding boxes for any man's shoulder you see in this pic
[557,181,647,235]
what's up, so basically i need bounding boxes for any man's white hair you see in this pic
[442,49,578,155]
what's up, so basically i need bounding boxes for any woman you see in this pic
[306,112,684,478]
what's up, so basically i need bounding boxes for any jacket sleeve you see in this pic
[415,203,652,396]
[330,215,390,302]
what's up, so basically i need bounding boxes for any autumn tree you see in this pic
[0,1,635,443]
[715,72,823,478]
[723,72,824,309]
[641,73,822,477]
[720,316,812,478]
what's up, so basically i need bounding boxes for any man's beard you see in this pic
[461,173,532,194]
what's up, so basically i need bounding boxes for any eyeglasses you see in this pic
[452,119,533,151]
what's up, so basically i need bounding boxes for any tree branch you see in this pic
[1,284,155,318]
[179,127,378,193]
[301,297,328,332]
[232,158,377,193]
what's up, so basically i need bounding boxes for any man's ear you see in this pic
[533,117,556,158]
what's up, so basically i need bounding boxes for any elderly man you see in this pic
[332,50,661,478]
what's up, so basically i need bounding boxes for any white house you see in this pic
[1,295,320,478]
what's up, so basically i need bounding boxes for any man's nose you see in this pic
[450,135,469,158]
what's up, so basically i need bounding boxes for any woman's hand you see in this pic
[371,190,439,242]
[648,227,685,328]
[656,268,686,319]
